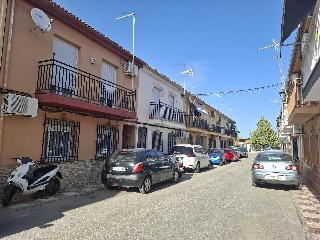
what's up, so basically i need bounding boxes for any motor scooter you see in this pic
[2,157,62,207]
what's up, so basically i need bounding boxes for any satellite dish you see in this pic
[31,8,53,32]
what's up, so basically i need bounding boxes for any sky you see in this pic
[52,0,294,138]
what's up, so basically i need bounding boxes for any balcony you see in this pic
[185,115,210,131]
[149,101,185,124]
[35,59,136,119]
[301,11,320,101]
[288,78,320,125]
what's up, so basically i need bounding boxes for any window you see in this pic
[152,131,163,151]
[96,125,119,160]
[42,118,80,162]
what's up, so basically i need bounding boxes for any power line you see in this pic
[195,83,282,97]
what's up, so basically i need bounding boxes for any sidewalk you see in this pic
[0,183,105,214]
[291,181,320,240]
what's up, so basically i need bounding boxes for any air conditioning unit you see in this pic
[2,93,38,117]
[182,131,190,139]
[124,61,138,77]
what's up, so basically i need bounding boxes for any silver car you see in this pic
[251,150,302,189]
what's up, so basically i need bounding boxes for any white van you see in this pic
[169,144,211,173]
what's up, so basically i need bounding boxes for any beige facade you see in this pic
[183,92,237,149]
[0,0,144,190]
[279,1,320,194]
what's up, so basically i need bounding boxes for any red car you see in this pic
[224,148,239,162]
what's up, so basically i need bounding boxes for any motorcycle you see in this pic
[2,157,62,207]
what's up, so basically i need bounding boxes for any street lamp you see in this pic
[116,13,135,90]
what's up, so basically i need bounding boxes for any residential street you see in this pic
[0,152,309,240]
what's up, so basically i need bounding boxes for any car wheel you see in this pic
[252,181,259,187]
[193,162,200,173]
[207,163,212,169]
[171,170,179,183]
[295,183,302,190]
[139,176,152,194]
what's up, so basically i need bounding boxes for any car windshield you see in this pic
[170,146,193,155]
[256,153,292,162]
[109,150,137,161]
[207,148,221,154]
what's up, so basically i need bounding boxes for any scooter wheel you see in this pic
[45,178,60,195]
[2,185,17,207]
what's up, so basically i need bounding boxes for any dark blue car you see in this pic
[207,148,226,166]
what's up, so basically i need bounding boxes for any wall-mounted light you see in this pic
[279,90,286,102]
[91,58,96,64]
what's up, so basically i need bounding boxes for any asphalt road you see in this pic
[0,152,308,240]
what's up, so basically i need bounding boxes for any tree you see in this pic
[250,117,280,150]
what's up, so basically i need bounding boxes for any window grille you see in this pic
[41,118,80,162]
[188,134,193,145]
[152,131,163,151]
[137,127,147,148]
[96,124,119,160]
[168,131,176,153]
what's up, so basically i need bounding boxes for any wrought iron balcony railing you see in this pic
[149,101,185,124]
[185,115,210,131]
[37,59,136,113]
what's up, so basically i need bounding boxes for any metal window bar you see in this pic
[95,124,119,160]
[137,127,147,148]
[37,59,136,113]
[41,118,80,162]
[168,131,176,154]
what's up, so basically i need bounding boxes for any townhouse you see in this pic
[0,0,144,190]
[278,0,320,193]
[0,0,237,192]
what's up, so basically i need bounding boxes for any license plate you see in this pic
[265,175,285,180]
[112,166,125,171]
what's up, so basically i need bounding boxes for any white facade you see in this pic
[137,65,186,154]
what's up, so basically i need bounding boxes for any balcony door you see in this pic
[101,61,116,107]
[52,37,78,96]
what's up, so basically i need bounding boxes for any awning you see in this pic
[280,0,316,44]
[190,100,209,116]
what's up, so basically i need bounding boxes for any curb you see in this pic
[0,183,104,214]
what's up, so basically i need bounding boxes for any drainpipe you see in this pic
[0,0,14,155]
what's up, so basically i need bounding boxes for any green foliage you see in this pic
[250,117,280,150]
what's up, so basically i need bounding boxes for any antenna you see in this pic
[259,39,285,88]
[30,8,53,33]
[172,64,193,94]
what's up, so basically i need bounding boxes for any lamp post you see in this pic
[116,13,135,90]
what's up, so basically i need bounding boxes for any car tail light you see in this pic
[252,164,264,169]
[187,153,196,157]
[285,165,298,171]
[179,163,183,168]
[133,163,143,173]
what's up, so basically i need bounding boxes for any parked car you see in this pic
[169,144,211,173]
[239,147,248,158]
[224,148,239,162]
[251,150,302,189]
[101,148,180,194]
[207,148,226,166]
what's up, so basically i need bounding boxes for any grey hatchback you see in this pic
[251,150,302,189]
[101,148,179,194]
